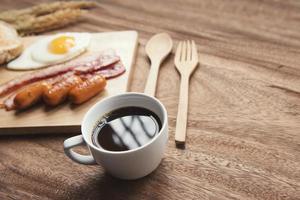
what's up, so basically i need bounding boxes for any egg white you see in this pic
[31,33,91,64]
[7,32,91,70]
[7,45,48,70]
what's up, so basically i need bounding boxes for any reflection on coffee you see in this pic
[92,107,162,151]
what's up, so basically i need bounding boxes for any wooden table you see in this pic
[1,0,300,199]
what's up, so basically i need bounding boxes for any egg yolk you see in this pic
[48,36,75,54]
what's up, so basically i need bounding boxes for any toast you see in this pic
[0,21,23,65]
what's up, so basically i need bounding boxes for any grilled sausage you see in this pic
[13,82,50,110]
[43,75,82,106]
[69,75,106,104]
[2,93,17,111]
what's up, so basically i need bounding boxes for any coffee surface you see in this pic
[92,106,162,151]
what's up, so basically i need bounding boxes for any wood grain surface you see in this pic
[0,0,300,199]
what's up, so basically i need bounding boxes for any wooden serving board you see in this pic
[0,31,138,135]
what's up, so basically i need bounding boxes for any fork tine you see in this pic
[187,40,191,61]
[181,41,187,61]
[191,40,198,61]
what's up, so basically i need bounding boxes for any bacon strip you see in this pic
[0,64,75,97]
[0,50,120,97]
[74,49,120,74]
[84,61,126,79]
[97,62,126,79]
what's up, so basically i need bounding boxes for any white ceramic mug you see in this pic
[63,92,168,180]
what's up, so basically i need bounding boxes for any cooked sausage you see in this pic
[13,82,50,110]
[2,93,17,111]
[69,75,106,104]
[43,75,82,106]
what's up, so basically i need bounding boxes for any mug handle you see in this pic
[64,135,96,165]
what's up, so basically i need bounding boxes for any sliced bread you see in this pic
[0,21,22,65]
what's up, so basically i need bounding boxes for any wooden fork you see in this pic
[174,40,199,146]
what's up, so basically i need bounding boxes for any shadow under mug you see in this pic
[63,92,168,180]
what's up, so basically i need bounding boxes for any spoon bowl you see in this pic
[146,33,173,61]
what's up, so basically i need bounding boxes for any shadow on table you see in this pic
[0,134,166,199]
[69,163,165,200]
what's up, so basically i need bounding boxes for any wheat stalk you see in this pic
[0,1,96,35]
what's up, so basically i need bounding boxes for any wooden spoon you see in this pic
[144,33,173,96]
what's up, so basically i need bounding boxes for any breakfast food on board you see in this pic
[13,82,49,110]
[74,49,120,74]
[0,49,126,111]
[0,50,121,97]
[69,75,107,104]
[8,33,92,70]
[91,62,126,79]
[0,21,23,65]
[0,8,128,112]
[43,75,83,106]
[0,1,96,35]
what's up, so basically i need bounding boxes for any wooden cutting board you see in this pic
[0,31,138,135]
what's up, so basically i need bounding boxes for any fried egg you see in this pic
[7,32,91,70]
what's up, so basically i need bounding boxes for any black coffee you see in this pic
[92,106,162,151]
